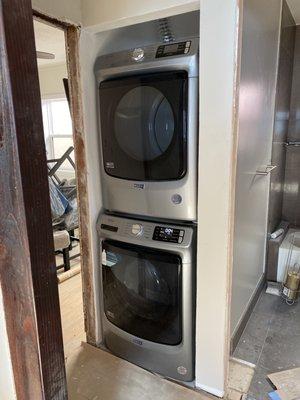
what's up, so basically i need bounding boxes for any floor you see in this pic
[66,343,213,400]
[58,266,252,399]
[233,291,300,400]
[58,273,215,400]
[58,272,85,359]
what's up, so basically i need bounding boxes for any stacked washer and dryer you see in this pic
[96,37,198,382]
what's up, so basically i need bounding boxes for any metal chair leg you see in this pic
[62,248,70,271]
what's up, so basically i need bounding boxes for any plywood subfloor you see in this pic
[66,343,213,400]
[58,272,85,359]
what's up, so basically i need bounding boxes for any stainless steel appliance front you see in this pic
[95,39,198,221]
[97,213,195,381]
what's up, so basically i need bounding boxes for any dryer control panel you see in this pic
[156,41,191,58]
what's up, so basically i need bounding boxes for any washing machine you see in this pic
[95,39,199,221]
[97,213,195,381]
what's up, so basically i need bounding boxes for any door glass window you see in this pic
[102,240,182,345]
[99,71,188,181]
[114,86,174,162]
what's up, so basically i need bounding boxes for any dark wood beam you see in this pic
[0,0,67,398]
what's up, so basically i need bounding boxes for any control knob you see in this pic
[132,48,144,61]
[131,223,143,236]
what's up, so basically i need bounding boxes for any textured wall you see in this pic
[269,0,296,233]
[231,0,282,336]
[282,25,300,226]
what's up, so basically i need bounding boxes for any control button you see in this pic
[179,230,184,237]
[178,237,183,244]
[132,48,144,61]
[131,224,143,236]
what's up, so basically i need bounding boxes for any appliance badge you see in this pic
[106,161,115,169]
[132,338,143,346]
[177,366,188,375]
[133,183,145,190]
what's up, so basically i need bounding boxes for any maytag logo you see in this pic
[133,183,145,190]
[132,338,143,346]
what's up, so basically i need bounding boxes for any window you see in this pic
[42,98,74,175]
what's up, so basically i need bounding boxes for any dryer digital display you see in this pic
[156,41,191,58]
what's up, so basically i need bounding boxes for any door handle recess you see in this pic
[255,165,277,175]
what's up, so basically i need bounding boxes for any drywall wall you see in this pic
[38,63,68,98]
[82,0,199,32]
[0,287,16,400]
[231,0,282,336]
[31,0,81,24]
[269,0,295,234]
[196,0,239,395]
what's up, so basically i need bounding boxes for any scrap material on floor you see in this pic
[67,342,212,400]
[233,291,300,400]
[227,358,255,399]
[268,368,300,400]
[59,273,85,359]
[58,264,81,283]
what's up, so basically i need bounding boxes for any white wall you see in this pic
[38,63,68,98]
[231,0,282,336]
[195,0,240,396]
[0,288,16,400]
[32,0,82,24]
[82,0,199,32]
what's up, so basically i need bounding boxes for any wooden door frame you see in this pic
[0,0,67,398]
[32,10,96,345]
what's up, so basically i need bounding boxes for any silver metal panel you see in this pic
[97,213,195,381]
[95,41,199,222]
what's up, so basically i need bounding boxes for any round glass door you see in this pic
[102,240,182,345]
[114,86,175,161]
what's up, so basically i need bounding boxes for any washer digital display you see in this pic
[153,226,184,243]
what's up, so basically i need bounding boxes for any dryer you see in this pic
[95,39,198,221]
[97,213,195,381]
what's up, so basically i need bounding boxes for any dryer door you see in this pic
[102,240,182,345]
[99,71,188,181]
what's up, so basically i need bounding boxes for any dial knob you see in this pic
[131,223,143,236]
[132,48,144,61]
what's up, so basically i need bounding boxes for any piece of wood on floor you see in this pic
[227,357,255,397]
[66,342,213,400]
[58,264,81,283]
[268,368,300,400]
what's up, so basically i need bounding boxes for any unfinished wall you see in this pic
[282,26,300,226]
[32,0,81,24]
[231,0,282,337]
[269,0,296,233]
[82,0,199,32]
[38,63,68,98]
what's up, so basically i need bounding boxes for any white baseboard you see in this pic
[196,383,225,398]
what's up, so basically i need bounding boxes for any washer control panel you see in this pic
[153,226,185,243]
[98,215,191,248]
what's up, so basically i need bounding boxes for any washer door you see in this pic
[102,240,182,345]
[99,71,188,181]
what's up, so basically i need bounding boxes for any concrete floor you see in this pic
[233,291,300,400]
